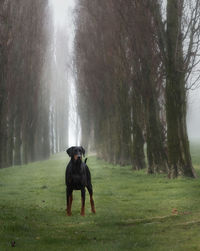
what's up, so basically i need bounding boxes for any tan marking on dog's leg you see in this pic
[90,195,96,214]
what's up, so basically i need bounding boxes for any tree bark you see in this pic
[14,116,21,166]
[166,0,196,178]
[131,95,146,170]
[145,91,168,174]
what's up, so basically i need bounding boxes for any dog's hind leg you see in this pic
[87,185,96,214]
[80,188,85,216]
[66,188,73,216]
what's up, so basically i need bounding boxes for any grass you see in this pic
[1,145,200,250]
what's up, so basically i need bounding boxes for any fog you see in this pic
[49,0,200,144]
[0,0,199,172]
[188,88,200,140]
[49,0,79,146]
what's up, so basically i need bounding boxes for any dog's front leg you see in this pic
[81,188,85,216]
[90,195,96,214]
[69,193,73,214]
[87,186,96,214]
[66,188,73,216]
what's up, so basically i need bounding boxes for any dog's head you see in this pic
[66,146,85,161]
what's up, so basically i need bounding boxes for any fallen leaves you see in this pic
[172,208,178,215]
[172,208,191,215]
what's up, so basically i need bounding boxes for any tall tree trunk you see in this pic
[80,109,91,153]
[145,91,168,174]
[14,116,21,165]
[7,115,14,167]
[0,118,8,168]
[131,95,146,170]
[166,0,196,178]
[118,88,132,166]
[22,135,28,164]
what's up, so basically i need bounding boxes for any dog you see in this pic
[65,146,96,216]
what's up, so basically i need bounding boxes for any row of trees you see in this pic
[74,0,200,178]
[0,0,69,168]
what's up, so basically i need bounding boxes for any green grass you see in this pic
[1,146,200,250]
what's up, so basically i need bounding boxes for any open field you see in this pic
[1,144,200,250]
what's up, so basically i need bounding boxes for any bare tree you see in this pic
[74,0,168,172]
[151,0,200,178]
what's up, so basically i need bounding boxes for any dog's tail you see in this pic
[84,158,88,164]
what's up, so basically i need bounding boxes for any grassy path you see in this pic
[1,151,200,250]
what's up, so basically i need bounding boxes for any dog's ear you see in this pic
[66,147,74,157]
[81,146,85,157]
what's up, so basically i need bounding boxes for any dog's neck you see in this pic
[71,158,82,175]
[72,157,82,168]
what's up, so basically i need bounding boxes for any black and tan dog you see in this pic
[65,146,96,216]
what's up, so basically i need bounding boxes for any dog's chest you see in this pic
[72,164,82,175]
[71,164,85,187]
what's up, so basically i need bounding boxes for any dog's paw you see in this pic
[80,211,85,216]
[66,209,72,216]
[91,208,96,214]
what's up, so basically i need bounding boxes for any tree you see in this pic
[74,0,168,172]
[152,0,200,178]
[0,0,70,168]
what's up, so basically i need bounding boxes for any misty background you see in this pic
[0,0,200,173]
[50,0,79,146]
[51,0,200,141]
